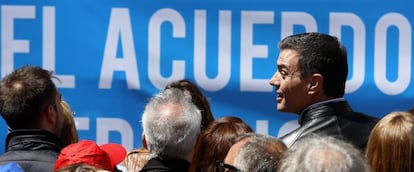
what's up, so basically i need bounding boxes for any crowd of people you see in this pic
[0,32,412,172]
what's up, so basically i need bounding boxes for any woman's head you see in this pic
[189,116,253,172]
[366,111,414,172]
[60,100,78,146]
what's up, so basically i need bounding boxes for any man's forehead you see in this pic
[278,49,300,62]
[277,49,300,68]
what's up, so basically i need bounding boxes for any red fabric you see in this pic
[54,140,126,171]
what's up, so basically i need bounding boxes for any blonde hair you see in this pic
[122,147,150,171]
[60,100,78,146]
[366,111,414,172]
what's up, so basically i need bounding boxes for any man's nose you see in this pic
[269,71,280,86]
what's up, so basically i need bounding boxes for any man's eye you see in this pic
[280,70,288,76]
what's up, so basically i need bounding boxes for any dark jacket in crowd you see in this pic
[140,157,190,172]
[281,100,379,151]
[0,129,63,172]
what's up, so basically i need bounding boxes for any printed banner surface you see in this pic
[0,0,413,152]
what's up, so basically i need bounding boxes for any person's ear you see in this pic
[142,133,148,149]
[308,73,323,94]
[45,104,57,125]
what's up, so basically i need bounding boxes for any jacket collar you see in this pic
[299,99,352,125]
[6,129,63,152]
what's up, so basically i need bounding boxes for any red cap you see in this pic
[54,140,127,171]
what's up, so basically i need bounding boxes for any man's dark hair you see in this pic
[279,32,348,97]
[0,65,58,129]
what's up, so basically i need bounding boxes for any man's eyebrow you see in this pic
[277,64,288,70]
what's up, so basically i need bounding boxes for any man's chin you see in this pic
[277,105,287,112]
[277,105,294,113]
[277,107,301,115]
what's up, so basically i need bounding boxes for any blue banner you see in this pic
[0,0,413,152]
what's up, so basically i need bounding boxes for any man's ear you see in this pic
[308,73,323,95]
[142,133,148,149]
[45,104,57,125]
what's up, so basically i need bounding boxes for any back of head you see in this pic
[54,140,126,171]
[279,32,348,97]
[190,116,253,172]
[278,135,369,172]
[165,79,214,131]
[0,65,58,129]
[233,134,287,172]
[122,147,150,172]
[60,100,79,147]
[216,116,245,123]
[55,163,110,172]
[142,88,202,160]
[366,111,414,172]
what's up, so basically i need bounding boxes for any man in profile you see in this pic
[0,65,65,171]
[269,32,378,150]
